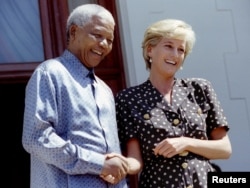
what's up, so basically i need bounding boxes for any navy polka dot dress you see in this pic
[116,78,229,188]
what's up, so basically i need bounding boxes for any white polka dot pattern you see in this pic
[22,50,128,188]
[116,78,229,188]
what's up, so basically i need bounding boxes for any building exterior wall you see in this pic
[116,0,250,171]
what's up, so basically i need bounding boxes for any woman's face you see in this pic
[68,15,114,68]
[148,37,186,78]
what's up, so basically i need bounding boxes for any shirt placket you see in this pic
[89,73,120,153]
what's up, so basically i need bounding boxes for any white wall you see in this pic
[116,0,250,171]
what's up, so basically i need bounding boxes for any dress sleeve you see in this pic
[202,79,229,136]
[115,91,138,151]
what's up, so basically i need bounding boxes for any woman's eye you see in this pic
[165,44,172,48]
[178,48,185,54]
[179,48,185,52]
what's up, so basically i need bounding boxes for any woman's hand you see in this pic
[153,127,232,159]
[153,137,187,158]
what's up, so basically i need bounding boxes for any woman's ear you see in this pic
[147,46,152,57]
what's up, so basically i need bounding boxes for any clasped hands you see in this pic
[100,137,188,184]
[100,153,129,184]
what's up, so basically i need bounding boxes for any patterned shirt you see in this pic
[22,50,127,188]
[116,78,229,188]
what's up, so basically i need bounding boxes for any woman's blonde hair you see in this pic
[142,19,196,69]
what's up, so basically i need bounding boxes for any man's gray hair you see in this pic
[66,4,115,40]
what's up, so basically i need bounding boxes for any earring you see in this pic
[149,58,152,63]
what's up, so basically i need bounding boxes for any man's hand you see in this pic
[100,153,129,184]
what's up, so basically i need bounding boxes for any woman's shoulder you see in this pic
[116,80,148,98]
[179,77,213,88]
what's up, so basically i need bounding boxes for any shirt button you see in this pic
[143,113,150,120]
[179,151,189,156]
[173,118,180,125]
[181,162,188,169]
[197,108,202,115]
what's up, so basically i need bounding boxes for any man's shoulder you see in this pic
[35,57,64,74]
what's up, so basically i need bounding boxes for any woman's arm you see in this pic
[126,138,143,174]
[185,127,232,159]
[154,127,232,159]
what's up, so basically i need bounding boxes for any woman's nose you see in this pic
[172,48,179,57]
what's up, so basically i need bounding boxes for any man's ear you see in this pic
[69,25,77,39]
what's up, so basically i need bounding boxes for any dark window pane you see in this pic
[0,0,44,63]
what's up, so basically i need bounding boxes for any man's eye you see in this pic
[107,39,113,44]
[93,33,101,38]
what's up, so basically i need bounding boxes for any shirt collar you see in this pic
[61,50,95,79]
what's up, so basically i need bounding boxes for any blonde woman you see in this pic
[115,19,232,188]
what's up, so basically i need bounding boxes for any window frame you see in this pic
[0,0,126,96]
[0,0,69,84]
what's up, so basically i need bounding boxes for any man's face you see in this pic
[68,15,115,68]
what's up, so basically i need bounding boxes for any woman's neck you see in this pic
[149,75,175,103]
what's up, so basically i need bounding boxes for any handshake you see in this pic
[100,153,141,184]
